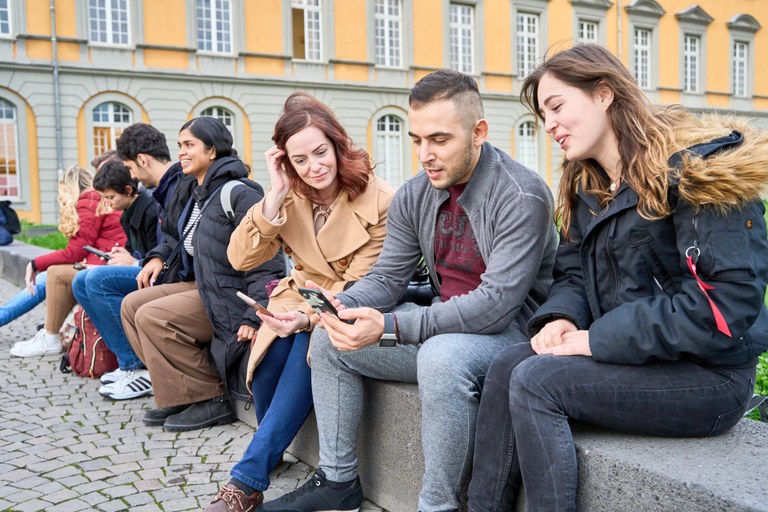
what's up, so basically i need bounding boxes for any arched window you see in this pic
[375,114,404,187]
[92,102,132,156]
[516,121,538,171]
[201,106,235,145]
[0,98,19,198]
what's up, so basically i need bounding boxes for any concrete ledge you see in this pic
[0,240,53,287]
[285,380,768,512]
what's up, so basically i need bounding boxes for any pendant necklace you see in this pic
[609,177,621,193]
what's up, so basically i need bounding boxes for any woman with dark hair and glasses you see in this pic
[468,43,768,512]
[121,116,284,432]
[204,93,394,511]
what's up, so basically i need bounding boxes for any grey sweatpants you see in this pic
[309,304,528,512]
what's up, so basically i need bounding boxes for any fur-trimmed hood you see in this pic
[673,116,768,210]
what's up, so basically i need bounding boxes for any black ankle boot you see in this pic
[162,395,236,431]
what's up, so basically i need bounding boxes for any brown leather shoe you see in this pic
[204,484,263,512]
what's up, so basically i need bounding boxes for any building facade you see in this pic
[0,0,765,223]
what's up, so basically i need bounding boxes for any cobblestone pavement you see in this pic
[0,278,384,512]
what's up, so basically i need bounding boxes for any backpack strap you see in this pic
[220,180,247,223]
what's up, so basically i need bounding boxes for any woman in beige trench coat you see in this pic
[205,93,394,511]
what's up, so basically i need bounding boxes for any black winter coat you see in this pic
[180,156,285,401]
[121,190,159,259]
[529,127,768,368]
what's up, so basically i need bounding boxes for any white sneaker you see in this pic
[10,329,62,357]
[100,367,130,385]
[99,369,153,400]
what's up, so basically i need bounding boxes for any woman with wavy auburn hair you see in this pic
[468,43,768,511]
[205,93,394,511]
[5,164,125,357]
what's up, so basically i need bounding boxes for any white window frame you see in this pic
[88,0,130,46]
[291,0,323,62]
[193,98,245,158]
[571,0,611,46]
[732,40,748,98]
[682,34,700,93]
[633,27,652,90]
[515,120,538,173]
[0,97,20,200]
[374,113,407,188]
[91,101,133,158]
[578,19,598,43]
[0,0,12,38]
[196,0,233,54]
[449,3,474,74]
[516,12,538,78]
[374,0,402,68]
[200,106,236,146]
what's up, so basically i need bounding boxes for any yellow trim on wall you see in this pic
[244,56,285,76]
[26,40,53,60]
[144,49,189,70]
[485,75,514,92]
[658,89,680,105]
[334,62,369,82]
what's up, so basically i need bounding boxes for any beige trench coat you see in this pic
[227,175,394,387]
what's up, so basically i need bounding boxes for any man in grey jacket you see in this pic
[260,70,558,512]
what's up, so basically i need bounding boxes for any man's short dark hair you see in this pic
[409,69,484,127]
[93,160,139,196]
[116,123,171,163]
[91,150,118,170]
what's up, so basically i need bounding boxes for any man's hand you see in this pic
[259,310,310,338]
[530,318,578,353]
[320,307,384,351]
[136,257,164,289]
[535,330,592,357]
[107,246,138,266]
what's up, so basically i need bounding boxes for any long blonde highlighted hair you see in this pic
[58,165,94,238]
[520,44,695,238]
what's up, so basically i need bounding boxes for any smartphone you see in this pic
[83,245,111,260]
[236,291,274,317]
[73,262,86,271]
[298,288,354,324]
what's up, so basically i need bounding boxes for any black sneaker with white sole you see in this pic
[257,469,363,512]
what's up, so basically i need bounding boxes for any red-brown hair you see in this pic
[273,93,372,204]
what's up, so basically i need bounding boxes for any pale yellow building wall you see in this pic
[413,0,443,72]
[334,0,368,63]
[143,0,187,47]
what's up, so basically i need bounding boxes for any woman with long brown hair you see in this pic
[204,93,394,511]
[468,43,768,511]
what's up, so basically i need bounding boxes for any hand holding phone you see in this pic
[83,245,111,260]
[236,291,274,317]
[298,287,354,324]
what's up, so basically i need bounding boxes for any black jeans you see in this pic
[467,344,755,512]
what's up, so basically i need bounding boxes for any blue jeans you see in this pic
[467,344,756,512]
[230,332,313,491]
[0,271,47,326]
[72,265,143,370]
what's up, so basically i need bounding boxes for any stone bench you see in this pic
[5,241,768,511]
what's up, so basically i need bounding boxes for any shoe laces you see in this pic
[213,486,249,511]
[282,473,324,503]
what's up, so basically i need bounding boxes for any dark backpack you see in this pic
[59,306,118,379]
[0,201,21,235]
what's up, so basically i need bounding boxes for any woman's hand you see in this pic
[262,146,291,220]
[25,262,37,295]
[531,318,578,353]
[136,257,164,289]
[536,330,592,357]
[259,310,310,338]
[237,324,258,343]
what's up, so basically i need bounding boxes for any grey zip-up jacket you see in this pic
[338,142,558,345]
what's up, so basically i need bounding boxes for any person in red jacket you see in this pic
[6,164,126,357]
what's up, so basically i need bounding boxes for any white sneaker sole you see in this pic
[9,346,62,357]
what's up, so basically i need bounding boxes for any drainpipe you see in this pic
[50,0,64,177]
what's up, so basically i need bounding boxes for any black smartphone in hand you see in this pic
[298,288,354,324]
[83,245,111,260]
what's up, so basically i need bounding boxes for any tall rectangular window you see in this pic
[683,34,700,93]
[633,28,651,89]
[516,121,538,172]
[578,20,598,44]
[517,13,538,78]
[733,40,748,97]
[292,0,322,61]
[0,0,11,37]
[88,0,130,45]
[0,99,19,198]
[375,115,404,187]
[374,0,402,67]
[449,3,474,74]
[196,0,232,53]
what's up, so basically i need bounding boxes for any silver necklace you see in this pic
[609,177,621,192]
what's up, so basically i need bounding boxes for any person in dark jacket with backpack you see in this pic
[122,116,284,432]
[468,44,768,512]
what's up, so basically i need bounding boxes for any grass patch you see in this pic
[15,220,67,250]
